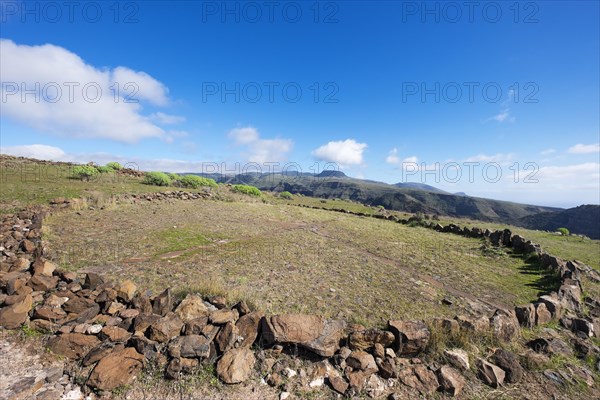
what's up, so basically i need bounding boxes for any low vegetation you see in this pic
[71,165,100,181]
[178,175,218,189]
[231,184,262,196]
[143,171,172,187]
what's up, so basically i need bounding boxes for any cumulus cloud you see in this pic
[0,39,182,143]
[227,126,293,163]
[312,139,367,167]
[385,148,400,164]
[403,156,418,163]
[149,112,186,125]
[1,144,66,160]
[568,143,600,154]
[464,153,515,164]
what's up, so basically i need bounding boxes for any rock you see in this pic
[47,333,101,359]
[376,356,397,379]
[209,308,238,325]
[261,314,345,357]
[0,293,33,328]
[397,365,439,395]
[83,342,120,366]
[87,347,144,390]
[44,294,69,308]
[165,357,182,379]
[147,312,184,342]
[174,294,209,322]
[477,359,505,388]
[183,316,209,335]
[119,309,140,319]
[116,279,137,302]
[83,273,104,290]
[234,300,251,316]
[74,304,101,324]
[492,349,523,383]
[437,365,466,396]
[346,350,378,373]
[152,288,174,316]
[329,375,349,395]
[216,347,256,384]
[169,335,211,358]
[373,343,385,359]
[535,303,552,326]
[27,275,59,291]
[132,292,153,314]
[455,315,489,332]
[364,374,386,398]
[444,348,470,371]
[215,321,239,352]
[235,311,262,348]
[33,306,66,321]
[527,337,573,357]
[107,301,127,315]
[571,318,595,337]
[430,317,460,334]
[133,313,161,335]
[347,370,371,392]
[539,294,563,319]
[32,259,56,276]
[99,326,131,342]
[559,281,583,312]
[490,308,519,342]
[63,295,95,314]
[10,257,30,272]
[515,304,536,328]
[388,320,430,357]
[348,328,395,351]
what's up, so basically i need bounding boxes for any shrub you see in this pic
[179,175,218,189]
[106,162,122,170]
[279,191,293,200]
[231,184,262,196]
[143,171,172,186]
[167,173,180,181]
[557,227,570,236]
[72,165,99,181]
[95,165,112,174]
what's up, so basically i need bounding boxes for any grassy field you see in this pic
[4,156,599,327]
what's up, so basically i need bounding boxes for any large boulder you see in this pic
[152,288,174,316]
[116,280,137,303]
[168,335,211,358]
[174,294,209,322]
[388,320,430,357]
[348,328,395,351]
[489,309,519,342]
[216,347,256,384]
[477,359,505,388]
[261,314,345,357]
[147,312,184,343]
[515,304,536,328]
[491,349,523,383]
[346,350,378,373]
[47,333,101,359]
[437,365,466,396]
[235,311,262,348]
[0,293,32,329]
[87,347,144,390]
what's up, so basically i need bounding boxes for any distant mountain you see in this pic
[196,171,560,225]
[518,205,600,239]
[394,182,449,194]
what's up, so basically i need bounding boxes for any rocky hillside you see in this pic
[518,205,600,240]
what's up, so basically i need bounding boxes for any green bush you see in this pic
[106,162,122,170]
[143,171,172,186]
[279,191,293,200]
[72,165,99,181]
[167,173,180,181]
[179,175,218,189]
[231,184,262,196]
[96,165,112,174]
[557,227,570,236]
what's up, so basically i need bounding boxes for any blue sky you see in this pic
[1,0,599,207]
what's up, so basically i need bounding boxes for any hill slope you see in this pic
[206,172,560,225]
[518,204,600,239]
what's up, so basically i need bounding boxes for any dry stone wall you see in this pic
[0,193,598,398]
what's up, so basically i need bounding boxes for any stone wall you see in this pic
[1,193,598,398]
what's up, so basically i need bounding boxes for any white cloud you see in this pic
[464,153,515,164]
[568,143,600,154]
[487,108,515,123]
[227,126,293,163]
[312,139,367,167]
[0,39,181,143]
[541,148,556,155]
[403,156,418,163]
[149,112,186,125]
[385,148,400,164]
[1,144,66,160]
